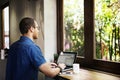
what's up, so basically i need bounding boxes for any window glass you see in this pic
[2,6,9,49]
[63,0,84,56]
[95,0,120,62]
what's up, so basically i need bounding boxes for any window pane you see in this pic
[2,6,9,49]
[95,0,120,62]
[63,0,84,56]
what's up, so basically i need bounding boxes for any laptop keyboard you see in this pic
[62,68,73,72]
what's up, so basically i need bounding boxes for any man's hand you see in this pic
[50,62,66,70]
[50,62,58,68]
[58,63,66,70]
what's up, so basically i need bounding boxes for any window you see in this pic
[1,5,9,49]
[57,0,120,74]
[95,0,120,62]
[63,0,84,56]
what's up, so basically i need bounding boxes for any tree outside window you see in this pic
[95,0,120,62]
[63,0,84,56]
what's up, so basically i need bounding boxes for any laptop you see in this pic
[57,52,77,72]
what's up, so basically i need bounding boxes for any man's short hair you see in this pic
[19,17,35,34]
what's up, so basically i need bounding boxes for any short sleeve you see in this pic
[28,45,46,68]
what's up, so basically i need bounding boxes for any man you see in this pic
[5,17,66,80]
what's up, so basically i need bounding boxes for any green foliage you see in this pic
[95,0,120,61]
[64,0,120,61]
[64,0,84,56]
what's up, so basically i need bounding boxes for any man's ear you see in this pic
[29,27,34,32]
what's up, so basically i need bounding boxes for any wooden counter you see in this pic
[60,68,120,80]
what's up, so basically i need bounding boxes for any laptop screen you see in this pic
[57,52,77,67]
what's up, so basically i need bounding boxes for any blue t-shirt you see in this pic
[5,36,46,80]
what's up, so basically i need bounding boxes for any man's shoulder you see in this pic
[10,40,35,49]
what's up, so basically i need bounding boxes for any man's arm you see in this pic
[39,62,65,78]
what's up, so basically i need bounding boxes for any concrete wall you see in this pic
[44,0,57,62]
[9,0,44,52]
[0,59,7,80]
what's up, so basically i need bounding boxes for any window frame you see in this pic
[56,0,120,75]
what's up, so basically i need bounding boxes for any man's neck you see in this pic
[22,34,34,41]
